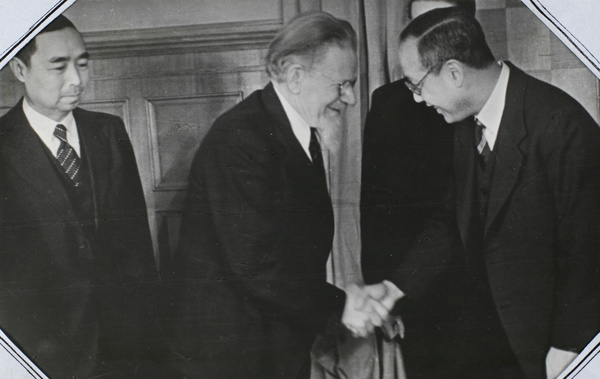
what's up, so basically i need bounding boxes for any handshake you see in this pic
[341,280,404,338]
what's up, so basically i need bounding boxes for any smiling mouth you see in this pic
[328,105,344,114]
[62,94,82,102]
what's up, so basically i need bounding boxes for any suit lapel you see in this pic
[260,83,327,192]
[74,108,105,226]
[454,118,478,247]
[483,64,527,236]
[1,102,78,223]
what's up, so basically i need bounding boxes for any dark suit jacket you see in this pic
[0,100,161,378]
[360,81,460,375]
[164,83,346,378]
[361,81,454,284]
[390,63,600,377]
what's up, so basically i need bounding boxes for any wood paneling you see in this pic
[476,0,600,121]
[146,93,242,191]
[79,99,130,133]
[83,21,282,59]
[0,0,301,264]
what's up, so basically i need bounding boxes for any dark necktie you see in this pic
[309,127,327,186]
[475,119,491,168]
[53,124,82,187]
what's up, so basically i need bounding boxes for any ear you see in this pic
[443,59,464,88]
[283,62,306,95]
[9,58,28,83]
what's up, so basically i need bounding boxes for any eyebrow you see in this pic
[48,51,90,64]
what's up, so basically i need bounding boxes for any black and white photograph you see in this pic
[1,0,600,378]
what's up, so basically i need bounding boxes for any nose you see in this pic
[413,92,424,103]
[66,63,82,87]
[340,86,357,106]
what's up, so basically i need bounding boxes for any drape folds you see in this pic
[311,1,410,378]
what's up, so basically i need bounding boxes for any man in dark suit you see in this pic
[0,15,166,378]
[163,11,399,379]
[382,8,600,378]
[360,0,475,376]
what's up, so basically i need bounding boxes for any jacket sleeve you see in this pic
[543,105,600,351]
[175,121,345,329]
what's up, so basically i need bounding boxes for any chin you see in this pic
[317,117,342,156]
[442,112,462,124]
[59,102,80,112]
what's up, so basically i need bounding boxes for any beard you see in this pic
[314,112,343,157]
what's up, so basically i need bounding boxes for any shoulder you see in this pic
[203,86,277,150]
[191,86,284,173]
[73,107,125,126]
[506,64,587,119]
[0,101,25,130]
[509,65,600,146]
[371,80,412,104]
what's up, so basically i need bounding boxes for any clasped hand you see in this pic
[341,281,404,338]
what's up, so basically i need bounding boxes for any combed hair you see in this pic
[407,0,476,20]
[265,11,357,81]
[15,15,77,66]
[400,7,494,72]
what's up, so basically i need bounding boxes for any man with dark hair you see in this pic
[361,0,476,377]
[384,7,600,378]
[163,11,399,379]
[0,14,168,378]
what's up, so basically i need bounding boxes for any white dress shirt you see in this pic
[474,61,510,151]
[22,98,81,157]
[272,83,313,160]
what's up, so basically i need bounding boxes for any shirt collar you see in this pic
[22,97,80,156]
[272,82,312,160]
[474,61,510,150]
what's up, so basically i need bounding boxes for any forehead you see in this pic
[32,27,86,61]
[411,1,456,19]
[313,45,357,79]
[398,38,425,80]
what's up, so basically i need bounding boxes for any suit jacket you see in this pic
[361,81,454,284]
[0,100,161,378]
[164,83,346,378]
[390,63,600,377]
[360,81,461,375]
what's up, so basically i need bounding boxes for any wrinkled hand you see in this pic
[341,281,404,338]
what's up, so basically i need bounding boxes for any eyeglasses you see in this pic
[311,68,356,98]
[401,62,443,96]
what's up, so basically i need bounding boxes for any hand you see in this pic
[546,347,578,379]
[365,280,404,312]
[341,284,377,338]
[341,282,404,338]
[365,281,405,339]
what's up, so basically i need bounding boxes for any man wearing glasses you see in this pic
[163,11,400,379]
[383,7,600,378]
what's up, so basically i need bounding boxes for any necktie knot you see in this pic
[54,124,68,143]
[474,118,491,168]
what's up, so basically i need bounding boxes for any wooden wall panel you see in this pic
[79,99,130,133]
[0,0,302,263]
[146,93,242,191]
[475,0,600,121]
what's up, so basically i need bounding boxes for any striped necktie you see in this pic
[53,124,82,187]
[475,119,491,168]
